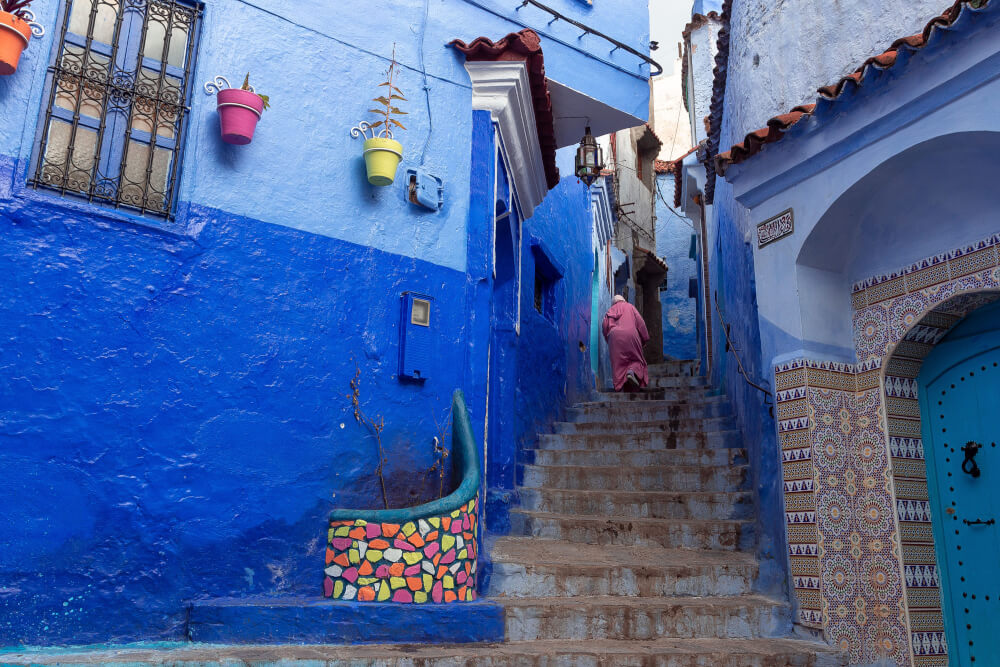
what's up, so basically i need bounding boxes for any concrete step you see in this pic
[593,387,716,402]
[532,430,743,451]
[523,447,747,468]
[649,359,701,376]
[518,463,749,492]
[554,415,735,435]
[649,375,711,389]
[517,488,754,520]
[488,538,757,598]
[567,399,731,423]
[0,638,848,666]
[510,511,751,550]
[502,594,791,641]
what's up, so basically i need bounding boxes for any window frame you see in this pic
[530,239,563,326]
[27,0,203,221]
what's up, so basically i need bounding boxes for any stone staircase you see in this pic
[3,360,846,666]
[485,359,846,665]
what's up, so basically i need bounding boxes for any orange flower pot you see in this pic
[0,11,31,76]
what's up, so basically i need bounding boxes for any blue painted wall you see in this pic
[0,152,471,644]
[514,146,597,443]
[692,0,724,16]
[706,177,788,604]
[655,174,699,361]
[0,0,648,648]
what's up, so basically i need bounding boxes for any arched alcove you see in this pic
[794,131,1000,355]
[881,290,1000,664]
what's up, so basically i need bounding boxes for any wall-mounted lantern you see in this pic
[575,126,604,187]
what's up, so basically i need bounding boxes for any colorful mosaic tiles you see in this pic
[853,236,1000,666]
[324,496,479,604]
[775,235,1000,666]
[775,358,909,665]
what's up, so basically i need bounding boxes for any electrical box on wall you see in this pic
[399,292,434,382]
[406,168,443,211]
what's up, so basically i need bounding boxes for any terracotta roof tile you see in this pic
[450,29,560,189]
[654,146,698,208]
[653,159,674,174]
[716,0,991,176]
[635,246,669,273]
[681,13,723,114]
[683,12,722,40]
[704,0,734,203]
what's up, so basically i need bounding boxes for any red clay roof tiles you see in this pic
[450,29,560,189]
[716,0,991,176]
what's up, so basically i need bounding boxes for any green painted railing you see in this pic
[329,389,481,524]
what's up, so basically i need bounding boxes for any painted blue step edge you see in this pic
[187,597,505,645]
[329,389,480,524]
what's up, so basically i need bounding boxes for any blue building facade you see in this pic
[0,0,650,647]
[675,0,1000,664]
[654,170,699,362]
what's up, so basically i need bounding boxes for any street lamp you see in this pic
[575,126,604,187]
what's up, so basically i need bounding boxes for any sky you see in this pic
[649,0,694,78]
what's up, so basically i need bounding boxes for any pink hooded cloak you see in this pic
[602,298,650,391]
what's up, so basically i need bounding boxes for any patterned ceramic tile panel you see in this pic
[776,356,911,664]
[836,235,1000,666]
[323,496,479,604]
[775,363,822,629]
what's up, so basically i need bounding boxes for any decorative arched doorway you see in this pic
[879,291,1000,664]
[774,247,1000,665]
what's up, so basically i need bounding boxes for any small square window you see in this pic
[534,268,557,322]
[411,298,431,327]
[530,240,562,325]
[534,273,545,314]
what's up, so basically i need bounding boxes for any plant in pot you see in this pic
[351,46,407,186]
[207,73,270,145]
[0,0,43,76]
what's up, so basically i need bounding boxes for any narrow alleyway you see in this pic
[486,359,847,664]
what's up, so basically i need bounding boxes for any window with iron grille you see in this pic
[29,0,201,218]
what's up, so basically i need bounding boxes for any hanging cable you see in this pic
[418,0,433,165]
[655,177,695,229]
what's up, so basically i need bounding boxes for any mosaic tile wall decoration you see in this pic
[774,233,1000,666]
[854,234,1000,666]
[775,358,909,665]
[324,496,479,604]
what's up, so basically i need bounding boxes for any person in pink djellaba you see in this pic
[602,295,649,392]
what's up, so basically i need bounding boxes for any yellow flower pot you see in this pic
[363,138,403,186]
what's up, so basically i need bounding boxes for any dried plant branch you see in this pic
[429,404,452,499]
[350,365,388,509]
[369,43,407,137]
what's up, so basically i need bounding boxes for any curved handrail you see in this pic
[329,389,481,524]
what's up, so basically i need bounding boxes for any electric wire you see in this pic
[418,0,433,165]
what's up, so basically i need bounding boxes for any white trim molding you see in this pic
[465,61,548,220]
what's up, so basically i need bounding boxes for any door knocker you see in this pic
[962,441,983,478]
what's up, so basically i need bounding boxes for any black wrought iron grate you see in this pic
[30,0,201,218]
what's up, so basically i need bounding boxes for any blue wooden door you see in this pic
[920,342,1000,665]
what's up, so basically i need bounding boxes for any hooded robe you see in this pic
[602,298,650,391]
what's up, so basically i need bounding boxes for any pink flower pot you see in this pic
[216,88,264,145]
